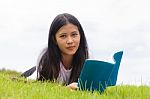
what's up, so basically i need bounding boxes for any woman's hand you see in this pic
[67,82,78,90]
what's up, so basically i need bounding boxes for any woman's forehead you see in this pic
[56,23,79,34]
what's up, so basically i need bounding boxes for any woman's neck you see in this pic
[62,55,73,70]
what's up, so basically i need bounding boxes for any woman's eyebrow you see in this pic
[71,31,78,33]
[59,32,67,35]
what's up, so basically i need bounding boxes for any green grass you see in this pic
[0,69,150,99]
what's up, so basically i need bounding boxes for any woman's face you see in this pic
[55,23,80,57]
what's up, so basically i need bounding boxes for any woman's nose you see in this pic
[66,36,73,44]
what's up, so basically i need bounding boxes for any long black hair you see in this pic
[37,13,89,84]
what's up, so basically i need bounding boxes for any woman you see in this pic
[22,13,89,89]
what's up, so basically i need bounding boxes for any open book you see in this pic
[78,51,123,92]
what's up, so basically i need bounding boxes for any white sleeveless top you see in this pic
[57,62,72,85]
[28,62,72,84]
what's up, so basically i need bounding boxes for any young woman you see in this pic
[22,13,89,89]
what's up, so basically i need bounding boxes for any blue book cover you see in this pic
[78,51,123,92]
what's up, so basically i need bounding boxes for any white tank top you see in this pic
[57,62,72,85]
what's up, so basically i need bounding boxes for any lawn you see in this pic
[0,69,150,99]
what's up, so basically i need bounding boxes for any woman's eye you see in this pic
[60,35,66,38]
[72,33,78,37]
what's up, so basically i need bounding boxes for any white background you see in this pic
[0,0,150,85]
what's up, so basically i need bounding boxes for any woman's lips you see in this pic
[66,46,75,50]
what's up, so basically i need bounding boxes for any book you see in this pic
[78,51,123,92]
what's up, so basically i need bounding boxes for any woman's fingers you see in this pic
[67,82,78,90]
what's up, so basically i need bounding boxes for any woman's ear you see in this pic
[52,36,57,45]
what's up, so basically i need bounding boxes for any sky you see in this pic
[0,0,150,85]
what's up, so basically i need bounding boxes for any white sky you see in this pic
[0,0,150,85]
